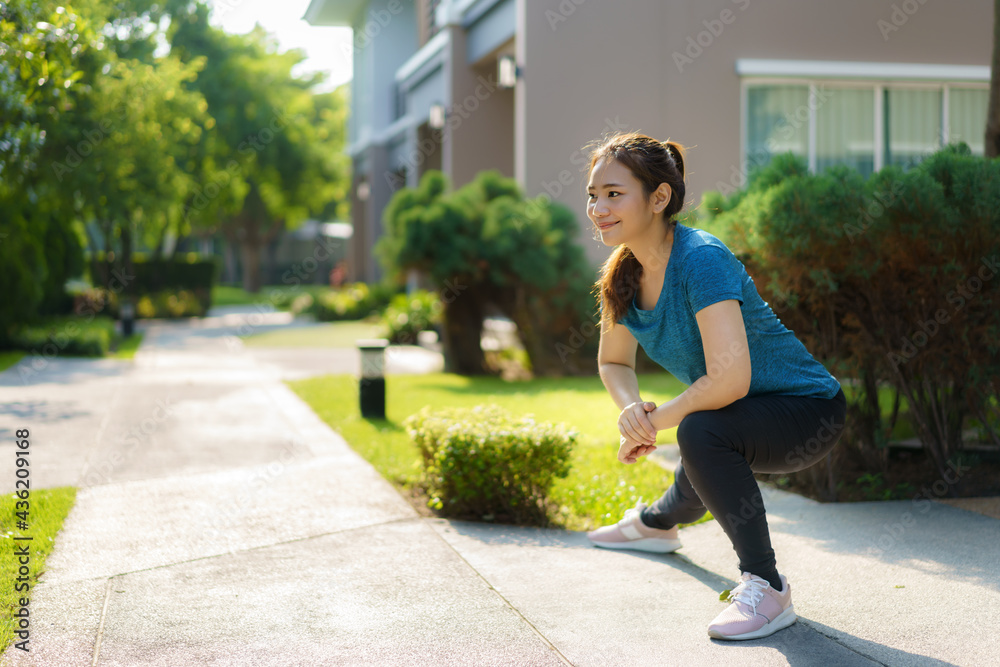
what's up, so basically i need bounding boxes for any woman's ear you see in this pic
[652,183,672,214]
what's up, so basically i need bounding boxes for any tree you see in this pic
[988,0,1000,157]
[0,0,98,330]
[378,170,597,376]
[1,0,221,334]
[168,3,349,292]
[76,53,212,292]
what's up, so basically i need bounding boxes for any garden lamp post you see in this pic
[358,338,388,419]
[120,299,135,337]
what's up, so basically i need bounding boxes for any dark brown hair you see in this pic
[585,131,687,329]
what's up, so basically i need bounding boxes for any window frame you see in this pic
[741,76,989,178]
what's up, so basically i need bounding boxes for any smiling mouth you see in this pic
[597,221,619,230]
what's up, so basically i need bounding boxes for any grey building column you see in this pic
[405,123,422,188]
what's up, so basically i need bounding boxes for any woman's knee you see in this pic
[676,411,729,461]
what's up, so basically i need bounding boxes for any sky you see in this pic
[208,0,354,92]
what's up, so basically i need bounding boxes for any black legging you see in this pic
[641,388,847,590]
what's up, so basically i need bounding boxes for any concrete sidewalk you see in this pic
[1,313,998,666]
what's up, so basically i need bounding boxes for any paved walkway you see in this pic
[1,312,998,666]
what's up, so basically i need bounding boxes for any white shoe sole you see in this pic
[589,537,682,554]
[708,605,797,641]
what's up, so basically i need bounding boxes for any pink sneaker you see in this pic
[708,573,796,640]
[586,502,682,554]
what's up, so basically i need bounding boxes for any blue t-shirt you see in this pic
[618,224,840,399]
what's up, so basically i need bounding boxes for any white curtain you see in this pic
[747,85,809,169]
[885,89,942,168]
[815,87,875,177]
[949,88,989,155]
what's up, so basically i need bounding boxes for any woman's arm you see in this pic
[647,299,751,433]
[597,320,658,448]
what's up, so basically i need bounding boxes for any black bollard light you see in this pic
[358,338,388,419]
[120,299,135,337]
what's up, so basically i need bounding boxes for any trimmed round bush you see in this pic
[405,404,576,525]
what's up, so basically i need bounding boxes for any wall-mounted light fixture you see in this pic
[356,181,370,202]
[498,55,519,89]
[429,103,446,130]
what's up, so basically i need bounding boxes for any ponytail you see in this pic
[596,245,642,331]
[663,140,686,182]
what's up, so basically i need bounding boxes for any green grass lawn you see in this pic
[212,285,273,307]
[243,321,383,348]
[289,372,702,532]
[212,284,329,309]
[0,352,25,373]
[111,333,144,359]
[0,486,76,655]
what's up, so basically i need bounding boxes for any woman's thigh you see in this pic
[685,389,847,475]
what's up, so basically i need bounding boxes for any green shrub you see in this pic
[72,287,119,319]
[702,144,1000,495]
[309,282,396,321]
[9,317,116,357]
[75,288,205,319]
[405,404,576,525]
[288,292,315,315]
[379,290,442,344]
[88,254,215,314]
[136,290,204,318]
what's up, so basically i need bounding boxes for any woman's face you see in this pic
[586,157,664,247]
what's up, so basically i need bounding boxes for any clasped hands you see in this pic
[617,400,658,464]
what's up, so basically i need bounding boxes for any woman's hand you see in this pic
[617,401,658,464]
[618,435,657,464]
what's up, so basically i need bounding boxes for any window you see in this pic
[817,87,875,177]
[744,80,989,176]
[884,88,942,168]
[949,87,989,155]
[746,85,809,169]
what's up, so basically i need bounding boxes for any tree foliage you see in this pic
[702,145,1000,494]
[168,3,349,291]
[378,169,597,376]
[1,0,350,340]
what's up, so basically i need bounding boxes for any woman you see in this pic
[584,132,846,641]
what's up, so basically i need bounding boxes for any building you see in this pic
[304,0,993,283]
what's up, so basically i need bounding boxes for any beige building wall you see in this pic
[516,0,993,269]
[445,27,516,187]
